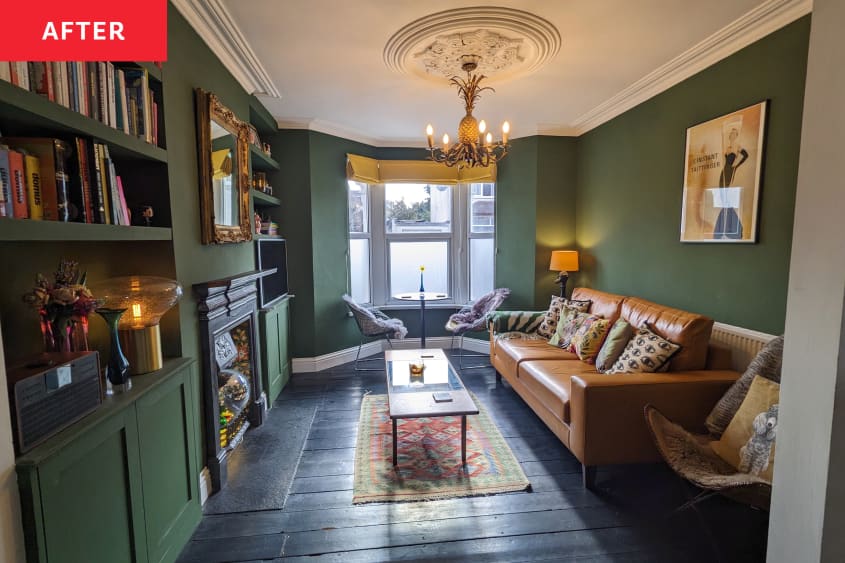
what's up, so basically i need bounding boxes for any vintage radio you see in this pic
[6,351,102,455]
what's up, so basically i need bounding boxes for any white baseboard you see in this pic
[199,467,212,506]
[291,336,488,373]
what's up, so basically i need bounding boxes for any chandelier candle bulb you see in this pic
[502,121,510,144]
[442,133,450,151]
[485,132,492,146]
[426,124,434,148]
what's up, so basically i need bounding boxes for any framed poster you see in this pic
[680,101,768,243]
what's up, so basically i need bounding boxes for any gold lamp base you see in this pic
[119,325,163,375]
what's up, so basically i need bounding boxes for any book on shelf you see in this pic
[0,148,10,217]
[84,139,106,224]
[0,61,161,147]
[9,150,28,218]
[0,138,72,222]
[23,154,42,220]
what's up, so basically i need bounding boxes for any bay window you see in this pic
[348,180,496,305]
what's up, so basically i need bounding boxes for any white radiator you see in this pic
[711,322,777,372]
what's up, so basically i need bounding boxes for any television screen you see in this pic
[255,238,289,308]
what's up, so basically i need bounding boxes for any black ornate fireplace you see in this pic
[194,270,272,492]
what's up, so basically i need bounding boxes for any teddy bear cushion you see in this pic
[710,375,780,483]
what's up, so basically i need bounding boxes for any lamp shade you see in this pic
[88,276,183,330]
[549,250,579,272]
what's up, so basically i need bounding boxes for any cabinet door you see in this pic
[276,298,291,395]
[136,363,201,563]
[38,410,148,563]
[260,307,281,406]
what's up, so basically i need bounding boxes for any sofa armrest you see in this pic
[568,370,740,466]
[488,311,545,334]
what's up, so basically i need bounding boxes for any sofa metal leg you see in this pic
[582,464,597,490]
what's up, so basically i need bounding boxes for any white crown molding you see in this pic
[171,0,281,98]
[291,337,487,374]
[276,117,430,147]
[570,0,812,135]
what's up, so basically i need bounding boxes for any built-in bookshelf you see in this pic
[248,98,281,239]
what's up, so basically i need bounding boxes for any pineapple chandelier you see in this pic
[425,55,510,168]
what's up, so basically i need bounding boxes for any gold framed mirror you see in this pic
[195,88,252,244]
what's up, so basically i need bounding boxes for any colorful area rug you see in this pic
[353,393,531,504]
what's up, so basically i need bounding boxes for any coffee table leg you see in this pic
[392,418,398,466]
[461,415,467,466]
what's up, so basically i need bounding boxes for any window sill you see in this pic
[376,303,465,311]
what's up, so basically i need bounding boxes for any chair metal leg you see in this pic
[457,334,491,370]
[353,336,386,371]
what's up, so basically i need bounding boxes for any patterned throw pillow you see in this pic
[606,325,681,374]
[547,306,581,347]
[710,375,779,483]
[571,315,611,362]
[536,296,590,339]
[595,319,634,373]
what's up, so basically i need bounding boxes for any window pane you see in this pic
[349,239,371,303]
[389,241,448,295]
[348,181,369,234]
[470,183,495,233]
[385,184,451,233]
[470,238,495,300]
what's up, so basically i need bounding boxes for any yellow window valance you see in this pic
[346,154,496,185]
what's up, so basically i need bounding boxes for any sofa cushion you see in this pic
[571,315,611,362]
[571,287,626,324]
[621,296,713,371]
[596,319,634,372]
[494,338,578,376]
[536,296,591,339]
[607,325,681,374]
[519,360,599,423]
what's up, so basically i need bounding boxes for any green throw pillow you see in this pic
[595,319,634,372]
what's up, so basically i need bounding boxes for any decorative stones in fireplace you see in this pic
[194,269,274,492]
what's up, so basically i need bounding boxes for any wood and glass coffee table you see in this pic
[385,349,479,466]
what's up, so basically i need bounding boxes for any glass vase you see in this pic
[96,308,131,394]
[40,311,90,354]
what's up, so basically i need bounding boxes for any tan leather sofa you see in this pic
[490,287,740,488]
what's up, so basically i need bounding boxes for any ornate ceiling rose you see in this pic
[384,6,561,83]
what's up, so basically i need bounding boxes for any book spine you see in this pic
[67,62,77,112]
[76,62,86,116]
[82,139,105,224]
[16,62,29,90]
[74,139,92,223]
[26,63,35,92]
[0,149,10,217]
[94,143,111,224]
[0,62,10,83]
[9,63,19,86]
[51,62,64,107]
[143,79,152,143]
[107,63,116,129]
[97,62,107,125]
[116,176,130,226]
[103,146,121,224]
[9,151,28,218]
[24,154,43,220]
[116,70,129,134]
[152,101,159,146]
[87,62,98,122]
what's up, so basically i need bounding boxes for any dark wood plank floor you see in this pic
[178,351,768,562]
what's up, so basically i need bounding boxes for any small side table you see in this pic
[393,292,449,348]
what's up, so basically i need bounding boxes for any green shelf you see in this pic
[249,98,278,136]
[254,233,283,240]
[0,79,167,162]
[250,144,280,171]
[252,189,281,207]
[0,219,172,241]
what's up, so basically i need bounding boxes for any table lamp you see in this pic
[89,276,183,374]
[549,250,579,297]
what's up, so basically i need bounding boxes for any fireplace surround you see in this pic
[194,269,273,492]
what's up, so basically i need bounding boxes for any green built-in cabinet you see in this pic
[16,358,201,563]
[259,296,291,405]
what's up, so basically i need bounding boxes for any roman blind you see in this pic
[346,154,496,185]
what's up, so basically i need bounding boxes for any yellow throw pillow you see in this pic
[710,375,779,483]
[570,315,611,362]
[548,305,581,347]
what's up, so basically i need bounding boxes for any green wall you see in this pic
[575,17,810,334]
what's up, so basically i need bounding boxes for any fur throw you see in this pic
[446,288,511,334]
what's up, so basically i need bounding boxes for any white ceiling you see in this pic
[210,0,808,146]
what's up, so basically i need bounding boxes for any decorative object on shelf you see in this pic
[681,101,768,243]
[425,55,510,168]
[254,212,262,234]
[252,171,269,192]
[262,142,272,156]
[195,88,252,244]
[260,221,279,236]
[88,276,183,375]
[22,259,98,355]
[132,204,155,227]
[419,265,425,292]
[95,307,131,393]
[247,123,261,148]
[549,250,579,297]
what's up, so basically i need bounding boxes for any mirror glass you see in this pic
[210,118,239,227]
[195,88,251,244]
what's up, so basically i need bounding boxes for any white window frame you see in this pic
[348,181,495,306]
[347,181,372,303]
